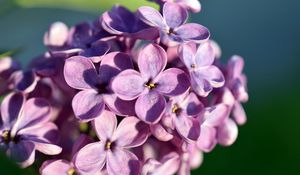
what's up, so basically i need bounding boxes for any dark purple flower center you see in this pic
[191,64,196,69]
[172,104,182,116]
[95,83,109,94]
[67,168,77,175]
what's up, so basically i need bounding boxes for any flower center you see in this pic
[191,64,196,69]
[95,83,109,94]
[1,130,11,143]
[172,104,182,116]
[67,168,76,175]
[105,141,112,150]
[167,28,176,35]
[145,82,156,89]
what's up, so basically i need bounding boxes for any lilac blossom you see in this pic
[0,93,62,167]
[137,2,209,46]
[112,43,190,124]
[179,42,225,97]
[149,0,202,13]
[154,92,204,142]
[74,110,149,175]
[64,52,136,121]
[102,5,159,40]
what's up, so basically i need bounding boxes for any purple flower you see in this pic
[160,92,204,142]
[64,52,136,121]
[142,152,180,175]
[179,42,225,97]
[40,135,92,175]
[102,5,159,40]
[8,70,38,93]
[150,0,202,13]
[223,55,249,125]
[197,104,228,152]
[0,93,62,167]
[111,43,190,124]
[74,110,149,175]
[137,2,209,46]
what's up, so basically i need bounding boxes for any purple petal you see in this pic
[178,0,201,13]
[10,70,38,93]
[178,42,197,69]
[197,125,217,152]
[31,139,62,155]
[203,104,229,127]
[0,92,24,129]
[107,148,140,175]
[135,91,166,124]
[72,90,105,121]
[44,21,68,47]
[232,102,247,125]
[176,23,210,42]
[101,5,136,34]
[184,93,204,116]
[191,66,225,97]
[113,117,149,148]
[103,94,136,116]
[80,40,110,63]
[11,98,50,134]
[155,68,190,96]
[154,152,180,175]
[217,118,238,146]
[93,110,117,141]
[64,56,99,90]
[74,142,106,174]
[10,141,35,168]
[131,27,160,40]
[228,55,245,79]
[137,6,167,28]
[40,160,72,175]
[194,42,215,67]
[99,52,133,84]
[111,69,144,100]
[138,44,167,79]
[174,114,200,141]
[163,2,188,29]
[150,123,173,141]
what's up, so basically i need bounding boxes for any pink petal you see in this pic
[137,6,167,28]
[150,123,173,142]
[174,114,201,141]
[138,44,167,80]
[228,55,245,79]
[11,98,50,135]
[103,94,136,116]
[44,21,68,47]
[232,102,247,125]
[163,2,188,28]
[195,42,215,67]
[176,23,210,42]
[32,139,62,155]
[217,118,238,146]
[93,110,117,141]
[113,117,149,148]
[178,42,197,69]
[155,68,190,96]
[72,90,105,122]
[74,142,106,174]
[64,56,99,90]
[203,104,229,127]
[107,148,140,175]
[135,91,166,124]
[0,92,24,129]
[111,69,144,100]
[99,52,133,84]
[184,92,204,116]
[197,125,217,152]
[40,159,72,175]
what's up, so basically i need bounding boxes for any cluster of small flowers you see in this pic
[0,0,249,174]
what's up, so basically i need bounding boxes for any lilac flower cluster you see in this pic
[0,1,248,174]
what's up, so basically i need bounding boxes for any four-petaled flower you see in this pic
[137,2,209,46]
[112,43,190,124]
[179,42,225,97]
[0,93,62,168]
[74,110,149,175]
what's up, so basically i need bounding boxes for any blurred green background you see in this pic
[1,0,300,174]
